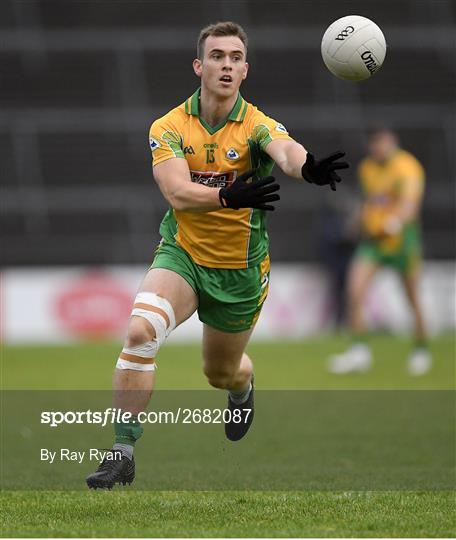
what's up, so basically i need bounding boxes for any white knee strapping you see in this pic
[116,341,157,371]
[132,291,176,338]
[116,292,176,372]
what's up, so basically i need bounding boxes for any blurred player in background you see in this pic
[329,127,431,375]
[86,21,348,489]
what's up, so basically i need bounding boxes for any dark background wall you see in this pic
[2,0,455,266]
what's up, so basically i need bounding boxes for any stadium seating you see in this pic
[1,0,454,265]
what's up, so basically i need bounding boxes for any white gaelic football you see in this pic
[321,15,387,81]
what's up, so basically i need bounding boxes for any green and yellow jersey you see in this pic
[358,149,425,254]
[149,88,293,269]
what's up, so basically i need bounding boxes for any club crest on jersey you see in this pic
[149,137,161,152]
[275,123,288,134]
[226,148,240,160]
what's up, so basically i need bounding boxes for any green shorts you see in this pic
[357,223,422,274]
[150,240,270,333]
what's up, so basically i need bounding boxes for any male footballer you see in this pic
[329,127,431,375]
[87,21,348,489]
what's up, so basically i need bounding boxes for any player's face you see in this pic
[193,35,248,98]
[368,132,398,162]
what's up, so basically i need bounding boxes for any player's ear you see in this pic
[193,58,202,78]
[242,62,249,80]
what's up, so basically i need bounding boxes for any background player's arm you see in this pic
[389,154,426,233]
[153,158,221,213]
[384,161,425,234]
[385,187,422,234]
[395,196,421,222]
[395,167,424,224]
[265,139,308,179]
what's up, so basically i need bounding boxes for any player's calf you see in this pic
[203,353,252,390]
[203,353,255,441]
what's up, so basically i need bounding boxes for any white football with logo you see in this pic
[321,15,387,81]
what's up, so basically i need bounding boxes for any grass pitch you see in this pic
[1,334,455,537]
[1,490,455,538]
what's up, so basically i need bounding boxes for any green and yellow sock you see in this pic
[114,414,143,447]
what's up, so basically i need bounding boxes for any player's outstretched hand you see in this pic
[301,151,349,191]
[219,169,280,211]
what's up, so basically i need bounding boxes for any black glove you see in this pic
[219,169,280,211]
[301,151,349,191]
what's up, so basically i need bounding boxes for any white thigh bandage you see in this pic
[116,292,176,372]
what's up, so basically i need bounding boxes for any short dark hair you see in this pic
[197,21,248,59]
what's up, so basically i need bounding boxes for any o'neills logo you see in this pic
[361,50,379,75]
[55,272,132,337]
